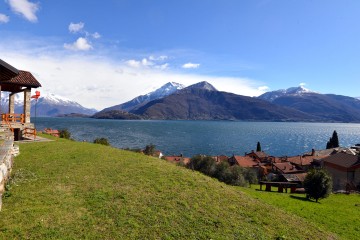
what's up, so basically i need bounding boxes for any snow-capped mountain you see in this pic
[0,92,96,117]
[185,81,217,91]
[30,93,97,117]
[258,86,316,102]
[100,82,185,112]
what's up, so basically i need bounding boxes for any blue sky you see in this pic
[1,0,359,109]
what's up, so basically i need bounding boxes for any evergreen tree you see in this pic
[331,130,339,148]
[256,141,262,152]
[326,130,340,149]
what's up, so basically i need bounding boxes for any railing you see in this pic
[1,114,25,124]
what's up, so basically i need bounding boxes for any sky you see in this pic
[1,0,360,110]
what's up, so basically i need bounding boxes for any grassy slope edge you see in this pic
[0,136,337,239]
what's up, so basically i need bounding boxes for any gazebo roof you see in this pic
[0,59,19,81]
[1,70,42,92]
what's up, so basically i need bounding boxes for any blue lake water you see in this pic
[33,117,360,157]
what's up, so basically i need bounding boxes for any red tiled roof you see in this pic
[5,70,41,88]
[323,152,360,169]
[286,155,326,166]
[230,155,259,168]
[273,162,304,174]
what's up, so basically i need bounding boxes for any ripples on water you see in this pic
[34,117,360,157]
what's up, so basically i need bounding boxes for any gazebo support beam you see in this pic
[9,92,15,114]
[23,88,31,123]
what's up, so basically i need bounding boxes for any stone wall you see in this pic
[0,127,16,211]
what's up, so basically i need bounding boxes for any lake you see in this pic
[33,117,360,157]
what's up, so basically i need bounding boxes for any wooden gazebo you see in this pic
[0,59,42,140]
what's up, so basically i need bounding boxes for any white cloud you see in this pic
[0,39,266,110]
[64,37,92,51]
[7,0,39,23]
[126,59,141,68]
[156,63,169,70]
[92,32,101,39]
[0,14,10,23]
[69,22,85,33]
[149,55,168,61]
[299,82,306,87]
[182,62,200,69]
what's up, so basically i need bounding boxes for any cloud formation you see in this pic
[64,37,93,51]
[0,38,267,110]
[7,0,39,22]
[69,22,85,33]
[182,62,200,69]
[0,14,10,23]
[92,32,101,39]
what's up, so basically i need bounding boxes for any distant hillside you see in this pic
[259,87,360,122]
[132,82,319,121]
[92,110,142,120]
[99,82,185,113]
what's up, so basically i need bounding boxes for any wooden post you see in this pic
[23,88,31,124]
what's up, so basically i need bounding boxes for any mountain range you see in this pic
[1,92,97,117]
[95,82,360,122]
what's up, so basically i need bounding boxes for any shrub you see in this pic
[93,137,110,146]
[304,169,332,202]
[187,155,217,176]
[143,144,156,156]
[59,129,71,139]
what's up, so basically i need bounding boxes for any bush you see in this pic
[59,129,71,139]
[93,137,110,146]
[143,144,156,156]
[304,169,332,202]
[187,155,217,176]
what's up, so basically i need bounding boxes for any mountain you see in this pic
[259,87,360,122]
[30,93,97,117]
[92,110,142,120]
[131,82,319,121]
[4,92,97,117]
[258,86,316,102]
[100,82,185,113]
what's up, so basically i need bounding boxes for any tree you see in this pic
[256,141,262,152]
[93,137,110,146]
[143,144,156,156]
[187,155,217,177]
[59,129,71,139]
[303,169,332,202]
[326,130,339,149]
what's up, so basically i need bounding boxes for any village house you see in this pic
[43,128,60,137]
[0,59,42,140]
[228,155,259,168]
[322,151,360,191]
[163,155,191,165]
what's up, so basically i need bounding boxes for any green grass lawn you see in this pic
[0,136,338,239]
[241,185,360,240]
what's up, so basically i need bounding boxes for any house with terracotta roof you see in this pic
[0,59,42,140]
[322,152,360,191]
[246,151,269,162]
[228,155,259,168]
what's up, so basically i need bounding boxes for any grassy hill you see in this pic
[0,136,337,239]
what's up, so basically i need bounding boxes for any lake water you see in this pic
[33,117,360,157]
